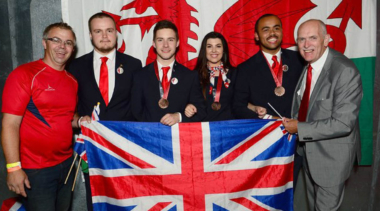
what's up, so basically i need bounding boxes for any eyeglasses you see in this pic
[46,37,75,47]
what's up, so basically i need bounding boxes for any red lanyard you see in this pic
[262,52,283,87]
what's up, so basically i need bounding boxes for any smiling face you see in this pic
[42,27,75,70]
[89,17,117,55]
[297,20,330,64]
[153,28,179,65]
[206,38,223,67]
[254,15,283,55]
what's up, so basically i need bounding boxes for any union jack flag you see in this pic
[0,197,24,211]
[75,119,295,211]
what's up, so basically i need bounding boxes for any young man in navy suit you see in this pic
[233,14,304,189]
[69,13,142,121]
[68,12,142,210]
[132,20,206,125]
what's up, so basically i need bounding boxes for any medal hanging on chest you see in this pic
[154,61,171,109]
[209,64,230,110]
[264,53,285,97]
[211,75,223,111]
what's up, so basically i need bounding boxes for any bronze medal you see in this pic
[274,86,285,96]
[158,98,169,109]
[211,102,221,111]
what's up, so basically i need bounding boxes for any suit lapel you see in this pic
[110,52,122,105]
[292,65,307,117]
[87,52,102,94]
[256,52,276,87]
[168,62,180,99]
[149,63,161,98]
[307,49,333,114]
[171,62,179,81]
[281,50,292,87]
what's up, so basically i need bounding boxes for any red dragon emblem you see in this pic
[102,0,362,69]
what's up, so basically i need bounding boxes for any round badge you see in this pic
[171,77,178,85]
[282,64,289,72]
[224,79,231,88]
[117,65,124,74]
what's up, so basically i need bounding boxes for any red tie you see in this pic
[298,64,313,122]
[99,57,109,106]
[161,66,170,92]
[272,55,280,75]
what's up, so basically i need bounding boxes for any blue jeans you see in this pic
[22,156,74,211]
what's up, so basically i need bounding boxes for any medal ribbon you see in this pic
[214,72,223,103]
[154,61,171,100]
[262,52,283,87]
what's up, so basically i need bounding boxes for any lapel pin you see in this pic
[224,78,231,88]
[171,77,178,85]
[282,64,289,72]
[117,64,124,74]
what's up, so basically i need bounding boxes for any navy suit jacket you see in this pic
[233,49,304,118]
[132,61,206,122]
[68,51,142,121]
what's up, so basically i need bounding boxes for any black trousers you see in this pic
[84,172,93,211]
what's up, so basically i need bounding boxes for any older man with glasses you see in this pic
[1,22,89,211]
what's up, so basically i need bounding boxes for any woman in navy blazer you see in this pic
[185,32,236,121]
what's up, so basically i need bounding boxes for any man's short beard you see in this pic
[92,40,116,54]
[97,46,115,54]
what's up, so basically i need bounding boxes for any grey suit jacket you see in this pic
[291,48,362,187]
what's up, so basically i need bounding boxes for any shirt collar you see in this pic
[262,49,282,65]
[310,47,329,72]
[94,49,116,62]
[157,60,175,71]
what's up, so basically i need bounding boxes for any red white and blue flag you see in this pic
[75,119,295,210]
[0,197,24,211]
[63,0,375,165]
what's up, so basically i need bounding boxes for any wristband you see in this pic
[78,116,83,128]
[7,166,21,173]
[6,161,21,169]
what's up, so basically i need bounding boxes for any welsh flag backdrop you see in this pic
[62,0,376,165]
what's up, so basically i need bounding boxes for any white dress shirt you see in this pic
[93,49,116,103]
[262,49,282,67]
[157,60,175,82]
[300,48,329,98]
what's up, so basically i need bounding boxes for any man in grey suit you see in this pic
[283,19,362,210]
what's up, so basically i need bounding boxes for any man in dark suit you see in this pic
[283,20,362,210]
[233,14,304,188]
[233,14,304,119]
[68,12,142,210]
[132,20,206,125]
[69,13,142,121]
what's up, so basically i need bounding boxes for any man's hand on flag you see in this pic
[282,118,298,134]
[78,116,92,128]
